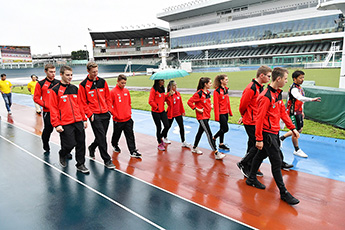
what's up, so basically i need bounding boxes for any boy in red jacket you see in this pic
[246,67,300,205]
[49,66,89,174]
[110,74,141,158]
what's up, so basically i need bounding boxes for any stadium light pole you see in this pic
[58,45,62,61]
[84,45,88,61]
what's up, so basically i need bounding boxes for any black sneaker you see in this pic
[113,146,121,153]
[237,162,250,178]
[88,145,95,159]
[219,144,230,151]
[281,191,300,205]
[130,150,142,158]
[59,155,67,168]
[67,153,72,160]
[281,161,294,170]
[76,164,90,174]
[246,178,266,189]
[256,171,264,177]
[104,161,116,169]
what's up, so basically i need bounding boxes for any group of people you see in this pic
[2,63,320,205]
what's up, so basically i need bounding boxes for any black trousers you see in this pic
[42,112,54,152]
[249,132,287,195]
[151,111,169,144]
[213,113,229,143]
[111,119,136,153]
[59,122,86,167]
[166,115,185,142]
[89,113,111,163]
[194,119,216,151]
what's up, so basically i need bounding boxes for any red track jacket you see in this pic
[239,79,264,125]
[255,85,295,141]
[110,85,132,122]
[165,91,185,119]
[78,76,111,118]
[187,89,212,120]
[149,88,166,113]
[33,78,59,112]
[213,86,232,121]
[49,82,86,127]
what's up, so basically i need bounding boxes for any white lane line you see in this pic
[0,133,165,230]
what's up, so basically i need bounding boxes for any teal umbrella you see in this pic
[149,69,190,80]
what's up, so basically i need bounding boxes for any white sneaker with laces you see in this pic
[293,149,308,158]
[215,151,226,160]
[163,138,171,144]
[192,148,203,154]
[181,141,192,149]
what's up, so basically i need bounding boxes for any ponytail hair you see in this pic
[197,77,211,90]
[167,80,176,92]
[213,74,227,88]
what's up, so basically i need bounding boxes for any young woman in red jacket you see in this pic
[148,79,169,151]
[213,74,232,151]
[187,77,226,160]
[164,80,191,148]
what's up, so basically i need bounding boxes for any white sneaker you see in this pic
[293,149,308,158]
[192,148,203,154]
[163,138,171,144]
[215,151,226,160]
[181,141,192,149]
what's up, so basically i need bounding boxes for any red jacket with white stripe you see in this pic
[165,91,185,119]
[255,85,295,141]
[239,79,264,125]
[78,76,111,118]
[33,78,59,112]
[148,87,166,113]
[49,82,86,127]
[187,89,212,120]
[213,86,232,121]
[110,85,132,122]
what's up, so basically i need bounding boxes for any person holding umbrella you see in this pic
[164,80,192,148]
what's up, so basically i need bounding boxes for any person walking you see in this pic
[149,79,169,151]
[164,80,191,148]
[34,64,60,154]
[187,77,226,160]
[0,73,12,114]
[110,74,141,158]
[78,62,115,169]
[246,67,300,205]
[212,74,232,151]
[27,74,41,114]
[49,66,89,173]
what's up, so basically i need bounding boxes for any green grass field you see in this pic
[11,68,345,139]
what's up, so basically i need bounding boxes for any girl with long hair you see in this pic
[213,74,232,151]
[164,80,191,148]
[148,79,169,151]
[187,77,226,160]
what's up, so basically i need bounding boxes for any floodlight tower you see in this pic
[318,0,345,88]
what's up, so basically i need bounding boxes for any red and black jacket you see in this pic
[165,91,185,119]
[255,85,295,141]
[110,85,132,122]
[78,76,111,118]
[213,86,232,121]
[49,82,86,127]
[187,89,212,120]
[33,78,59,112]
[148,87,166,113]
[286,83,304,116]
[239,79,264,125]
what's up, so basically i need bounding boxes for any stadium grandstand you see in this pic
[0,46,33,69]
[89,27,170,71]
[157,0,344,70]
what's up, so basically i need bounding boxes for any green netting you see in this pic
[304,86,345,129]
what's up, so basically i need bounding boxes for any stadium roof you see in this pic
[157,0,263,22]
[90,27,169,41]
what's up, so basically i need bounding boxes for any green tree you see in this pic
[71,50,88,60]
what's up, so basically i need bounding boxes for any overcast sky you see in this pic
[1,0,189,56]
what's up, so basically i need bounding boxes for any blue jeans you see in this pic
[2,93,12,112]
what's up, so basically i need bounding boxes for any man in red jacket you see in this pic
[78,62,115,169]
[34,64,60,155]
[110,74,141,158]
[245,67,300,205]
[49,66,89,173]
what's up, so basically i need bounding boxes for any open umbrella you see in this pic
[149,69,190,80]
